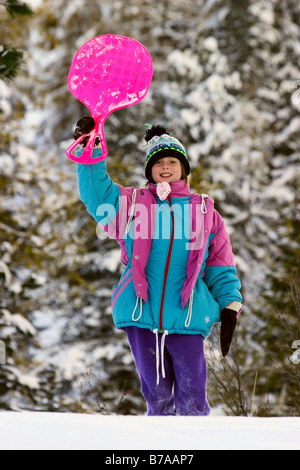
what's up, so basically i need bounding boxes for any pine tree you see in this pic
[165,0,300,415]
[0,47,24,82]
[0,0,33,18]
[1,0,299,415]
[0,0,33,82]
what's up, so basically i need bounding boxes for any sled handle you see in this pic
[66,116,107,164]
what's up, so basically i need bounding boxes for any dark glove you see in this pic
[220,308,237,357]
[74,116,100,148]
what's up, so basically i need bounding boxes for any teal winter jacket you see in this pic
[77,157,243,339]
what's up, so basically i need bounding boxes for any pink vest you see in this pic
[101,180,235,309]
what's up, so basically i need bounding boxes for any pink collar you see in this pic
[148,180,191,199]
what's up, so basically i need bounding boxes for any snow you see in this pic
[0,261,11,286]
[7,368,39,390]
[0,412,299,450]
[0,309,37,335]
[0,154,15,177]
[249,1,275,26]
[25,0,43,8]
[1,0,299,420]
[203,37,218,52]
[167,50,203,79]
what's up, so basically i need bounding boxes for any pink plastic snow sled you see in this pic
[66,35,153,164]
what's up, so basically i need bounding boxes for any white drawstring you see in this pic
[153,329,160,386]
[201,194,208,214]
[185,290,194,328]
[132,297,143,322]
[161,330,169,380]
[125,188,137,235]
[153,329,169,386]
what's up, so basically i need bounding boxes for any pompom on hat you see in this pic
[144,124,190,183]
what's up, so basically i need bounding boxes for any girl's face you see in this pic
[151,157,182,184]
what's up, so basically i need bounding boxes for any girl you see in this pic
[74,118,243,416]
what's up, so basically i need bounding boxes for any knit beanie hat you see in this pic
[144,125,190,182]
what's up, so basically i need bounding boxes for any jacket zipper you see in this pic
[159,195,175,332]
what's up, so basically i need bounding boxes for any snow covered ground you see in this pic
[0,412,299,450]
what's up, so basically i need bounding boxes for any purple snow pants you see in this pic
[125,327,210,416]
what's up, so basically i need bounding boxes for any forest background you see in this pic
[0,0,299,416]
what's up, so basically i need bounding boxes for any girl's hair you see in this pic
[179,162,190,185]
[74,116,100,147]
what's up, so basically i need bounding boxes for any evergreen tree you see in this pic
[0,47,24,82]
[165,0,300,415]
[0,0,33,82]
[1,0,299,415]
[1,0,33,18]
